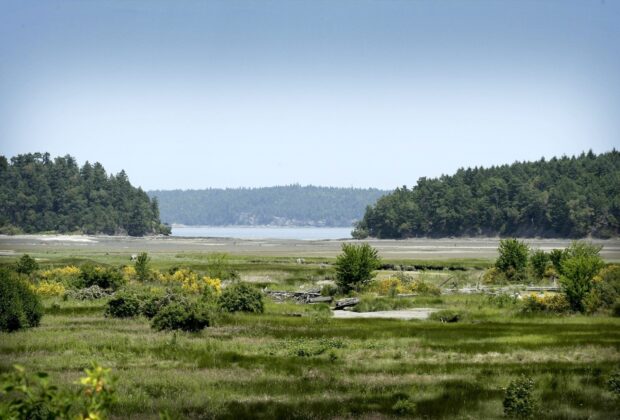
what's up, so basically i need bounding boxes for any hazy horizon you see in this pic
[2,1,619,191]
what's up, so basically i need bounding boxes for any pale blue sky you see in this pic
[1,0,619,190]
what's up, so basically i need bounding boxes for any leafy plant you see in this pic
[134,252,151,281]
[15,254,38,276]
[334,243,381,293]
[503,375,537,418]
[151,302,210,332]
[559,242,604,312]
[218,283,264,313]
[66,285,112,300]
[0,363,115,419]
[0,268,43,332]
[79,264,125,290]
[529,249,550,280]
[105,291,142,318]
[495,239,529,282]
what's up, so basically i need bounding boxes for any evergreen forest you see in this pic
[353,150,620,239]
[0,153,169,236]
[149,185,387,227]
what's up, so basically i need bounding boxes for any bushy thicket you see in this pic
[78,264,125,290]
[503,376,537,418]
[151,302,211,332]
[335,243,381,293]
[354,150,620,238]
[218,283,264,313]
[0,269,43,332]
[105,291,142,318]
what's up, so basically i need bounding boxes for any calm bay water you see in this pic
[171,226,353,240]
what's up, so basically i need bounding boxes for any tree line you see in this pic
[149,185,387,227]
[353,150,619,239]
[0,153,170,236]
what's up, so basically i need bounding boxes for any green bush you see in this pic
[134,252,151,281]
[520,294,570,314]
[503,375,537,418]
[559,243,604,312]
[429,309,461,323]
[105,291,142,318]
[218,283,264,313]
[151,302,210,332]
[0,363,115,419]
[529,249,550,280]
[15,254,38,276]
[335,243,381,293]
[142,290,189,319]
[0,269,43,332]
[608,369,620,396]
[80,264,125,290]
[495,239,529,282]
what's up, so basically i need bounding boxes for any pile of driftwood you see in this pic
[264,289,363,310]
[264,289,333,304]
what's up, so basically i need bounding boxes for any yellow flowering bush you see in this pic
[31,280,66,297]
[121,266,137,282]
[521,293,570,314]
[370,276,440,296]
[39,265,81,283]
[161,269,221,294]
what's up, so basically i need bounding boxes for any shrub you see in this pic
[503,375,537,418]
[30,280,66,297]
[392,397,416,416]
[559,243,604,312]
[608,369,620,396]
[585,265,620,313]
[151,302,210,332]
[38,265,81,285]
[482,267,504,284]
[429,309,461,323]
[0,269,43,332]
[0,363,114,419]
[613,301,620,317]
[520,293,570,314]
[15,254,38,275]
[495,239,529,282]
[141,290,189,319]
[218,283,264,313]
[66,285,112,300]
[105,291,142,318]
[335,243,381,293]
[320,283,339,297]
[80,264,125,290]
[134,252,151,281]
[529,249,550,280]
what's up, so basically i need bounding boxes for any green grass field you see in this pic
[1,249,619,419]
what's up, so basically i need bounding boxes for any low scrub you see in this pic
[79,264,125,290]
[520,293,570,314]
[503,375,537,418]
[218,283,264,313]
[429,309,461,323]
[151,301,211,332]
[66,285,112,300]
[0,269,43,332]
[105,291,142,318]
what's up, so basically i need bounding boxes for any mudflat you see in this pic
[1,234,619,261]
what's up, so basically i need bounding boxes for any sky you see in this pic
[1,0,619,191]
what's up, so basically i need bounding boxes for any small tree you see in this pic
[335,243,381,293]
[529,250,550,280]
[15,254,38,276]
[134,252,151,281]
[495,239,529,282]
[560,242,604,312]
[503,375,537,418]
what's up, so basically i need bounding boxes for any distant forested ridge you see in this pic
[353,150,620,239]
[149,185,387,227]
[0,153,169,236]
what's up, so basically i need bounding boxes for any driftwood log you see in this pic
[264,289,331,304]
[333,297,360,310]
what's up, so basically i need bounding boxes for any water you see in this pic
[171,226,353,240]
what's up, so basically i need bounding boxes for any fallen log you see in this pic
[308,296,333,304]
[333,297,360,310]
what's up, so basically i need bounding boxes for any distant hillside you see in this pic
[0,153,169,236]
[149,185,388,227]
[353,150,620,239]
